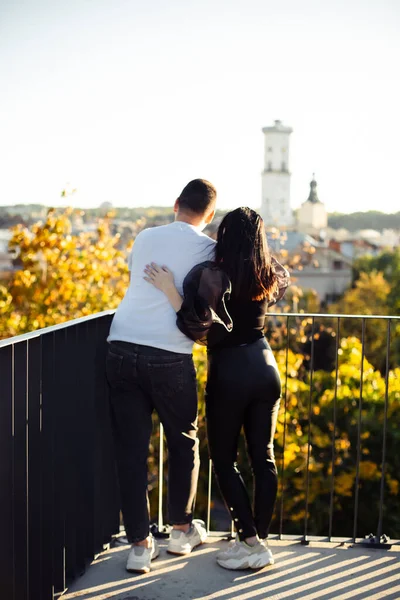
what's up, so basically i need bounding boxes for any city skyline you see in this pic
[1,0,399,213]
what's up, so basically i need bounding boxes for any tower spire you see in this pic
[307,174,320,204]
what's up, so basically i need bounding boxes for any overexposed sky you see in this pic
[1,0,399,213]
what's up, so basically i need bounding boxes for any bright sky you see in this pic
[1,0,399,214]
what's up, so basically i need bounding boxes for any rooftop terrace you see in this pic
[1,310,399,599]
[64,536,400,600]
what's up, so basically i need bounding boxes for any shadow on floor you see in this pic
[63,538,400,600]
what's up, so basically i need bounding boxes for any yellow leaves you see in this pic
[0,208,131,339]
[284,442,301,466]
[192,344,208,415]
[386,476,399,496]
[335,472,354,497]
[335,437,351,452]
[0,286,12,312]
[289,510,305,522]
[359,461,380,480]
[312,432,331,448]
[17,270,37,288]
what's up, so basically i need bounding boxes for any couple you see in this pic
[106,179,289,574]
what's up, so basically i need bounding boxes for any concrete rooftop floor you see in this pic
[63,535,400,600]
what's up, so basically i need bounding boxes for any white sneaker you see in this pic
[167,519,208,555]
[217,538,274,570]
[259,539,275,565]
[126,536,160,573]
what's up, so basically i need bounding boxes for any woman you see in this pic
[144,207,289,570]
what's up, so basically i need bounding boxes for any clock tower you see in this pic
[260,120,294,228]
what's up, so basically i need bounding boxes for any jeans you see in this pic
[106,341,199,543]
[206,337,281,541]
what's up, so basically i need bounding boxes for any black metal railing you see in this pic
[1,311,399,599]
[0,311,119,600]
[156,313,400,548]
[259,313,399,548]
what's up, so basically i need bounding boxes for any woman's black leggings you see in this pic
[206,337,281,541]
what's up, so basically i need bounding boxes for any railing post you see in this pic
[13,341,29,600]
[302,317,315,545]
[158,422,164,531]
[27,336,42,598]
[278,314,290,540]
[328,317,340,541]
[360,319,392,551]
[0,345,14,600]
[207,459,212,534]
[353,318,366,544]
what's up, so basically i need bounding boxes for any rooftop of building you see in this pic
[262,119,293,134]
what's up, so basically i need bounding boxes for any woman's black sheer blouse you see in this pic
[176,258,290,349]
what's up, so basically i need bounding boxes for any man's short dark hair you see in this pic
[178,179,217,215]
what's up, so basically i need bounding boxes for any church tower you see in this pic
[297,175,328,235]
[260,120,294,228]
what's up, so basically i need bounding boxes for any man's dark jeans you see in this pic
[106,341,199,543]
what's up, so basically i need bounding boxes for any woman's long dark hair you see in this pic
[215,207,278,302]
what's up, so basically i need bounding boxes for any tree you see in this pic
[0,208,130,339]
[328,210,400,232]
[331,271,399,371]
[270,336,400,539]
[353,249,400,315]
[334,271,390,317]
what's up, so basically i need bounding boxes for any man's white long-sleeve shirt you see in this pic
[108,221,216,354]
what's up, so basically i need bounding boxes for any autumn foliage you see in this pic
[0,209,130,338]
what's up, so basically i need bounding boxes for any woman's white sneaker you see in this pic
[167,519,208,555]
[217,539,274,570]
[126,536,160,573]
[260,539,275,565]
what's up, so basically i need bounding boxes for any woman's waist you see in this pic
[208,335,271,355]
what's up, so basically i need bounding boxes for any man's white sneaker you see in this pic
[126,536,160,573]
[217,538,274,570]
[167,519,208,555]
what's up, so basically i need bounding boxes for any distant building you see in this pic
[294,249,352,304]
[260,120,294,228]
[358,229,399,249]
[297,176,328,236]
[0,230,11,252]
[269,230,352,304]
[327,228,399,260]
[99,201,113,211]
[0,229,14,278]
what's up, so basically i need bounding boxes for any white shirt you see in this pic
[108,221,216,353]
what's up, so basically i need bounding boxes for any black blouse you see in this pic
[176,258,290,349]
[210,297,268,350]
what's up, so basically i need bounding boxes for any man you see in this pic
[106,179,217,573]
